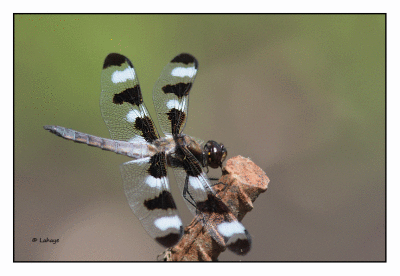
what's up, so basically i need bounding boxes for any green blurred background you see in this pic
[14,14,385,261]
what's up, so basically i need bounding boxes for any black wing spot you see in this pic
[227,232,251,256]
[148,152,168,178]
[162,83,192,99]
[103,53,129,69]
[171,53,198,69]
[144,191,176,211]
[166,108,186,135]
[156,230,183,248]
[175,145,202,177]
[134,116,158,143]
[196,194,230,215]
[112,86,143,106]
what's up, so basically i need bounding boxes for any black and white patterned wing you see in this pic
[101,53,158,143]
[101,54,183,247]
[152,53,198,136]
[121,153,183,248]
[172,146,252,255]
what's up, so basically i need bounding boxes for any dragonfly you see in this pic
[44,53,251,255]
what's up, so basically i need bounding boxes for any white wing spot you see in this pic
[187,176,208,202]
[128,135,147,144]
[166,99,180,110]
[166,97,187,112]
[126,157,150,164]
[171,67,197,78]
[188,176,205,191]
[145,175,166,188]
[126,109,140,123]
[111,67,135,83]
[154,215,182,231]
[217,221,246,238]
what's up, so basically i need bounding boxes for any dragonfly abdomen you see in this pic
[43,125,151,159]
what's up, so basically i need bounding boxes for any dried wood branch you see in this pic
[158,155,269,261]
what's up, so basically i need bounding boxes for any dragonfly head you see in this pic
[203,140,227,169]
